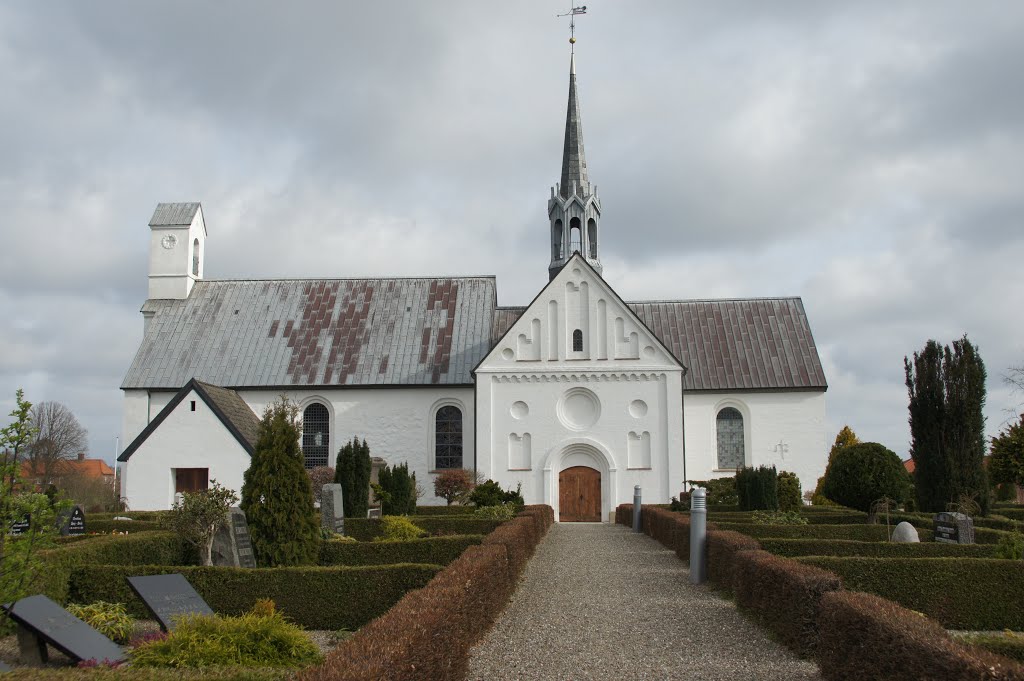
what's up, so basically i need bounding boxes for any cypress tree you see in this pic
[240,397,320,566]
[906,335,989,513]
[335,437,371,518]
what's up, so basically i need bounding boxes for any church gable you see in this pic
[478,254,683,373]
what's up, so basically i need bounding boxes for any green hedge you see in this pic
[319,535,483,566]
[69,563,440,630]
[0,668,290,680]
[714,522,934,542]
[87,519,162,533]
[705,512,868,525]
[886,513,1010,544]
[759,538,1000,558]
[36,531,193,602]
[344,517,502,541]
[995,508,1024,522]
[87,511,172,523]
[798,557,1024,630]
[414,506,477,516]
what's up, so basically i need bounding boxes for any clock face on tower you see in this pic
[161,235,177,249]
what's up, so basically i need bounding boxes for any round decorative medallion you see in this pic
[629,399,648,418]
[160,234,177,249]
[572,267,582,276]
[643,346,656,358]
[501,348,515,360]
[510,401,529,420]
[557,387,601,431]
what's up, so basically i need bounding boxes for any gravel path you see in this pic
[468,523,822,680]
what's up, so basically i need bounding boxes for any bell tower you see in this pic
[548,52,602,281]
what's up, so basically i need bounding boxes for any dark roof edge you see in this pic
[683,385,829,394]
[188,275,499,284]
[122,383,477,393]
[118,379,257,462]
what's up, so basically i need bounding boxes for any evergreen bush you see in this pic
[685,477,738,505]
[469,480,524,509]
[374,516,427,542]
[374,462,416,516]
[777,471,802,512]
[736,466,779,511]
[240,397,320,567]
[335,438,371,519]
[820,442,911,513]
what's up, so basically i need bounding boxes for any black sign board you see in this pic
[1,594,125,664]
[126,573,214,632]
[231,510,256,569]
[9,515,30,536]
[59,506,86,536]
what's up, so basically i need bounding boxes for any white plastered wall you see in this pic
[121,389,250,510]
[682,390,827,497]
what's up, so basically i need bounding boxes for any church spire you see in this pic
[548,50,603,281]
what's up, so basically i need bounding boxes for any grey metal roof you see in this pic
[492,298,827,391]
[559,54,590,199]
[149,202,200,226]
[122,277,497,389]
[197,381,260,448]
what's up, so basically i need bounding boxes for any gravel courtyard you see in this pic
[468,522,823,680]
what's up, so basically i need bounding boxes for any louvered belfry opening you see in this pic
[435,406,463,469]
[302,403,330,469]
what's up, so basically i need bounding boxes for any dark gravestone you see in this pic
[934,512,975,544]
[367,507,382,519]
[9,515,30,536]
[211,507,257,568]
[58,506,86,536]
[321,483,344,534]
[126,573,214,632]
[1,594,124,665]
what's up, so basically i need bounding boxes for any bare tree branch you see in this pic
[26,402,88,487]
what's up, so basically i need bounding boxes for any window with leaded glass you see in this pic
[435,405,463,469]
[302,403,330,469]
[716,407,745,469]
[572,329,583,352]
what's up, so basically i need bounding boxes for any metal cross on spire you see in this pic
[557,5,587,52]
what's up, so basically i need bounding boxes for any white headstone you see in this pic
[891,521,920,543]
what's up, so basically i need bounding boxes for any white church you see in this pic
[118,53,828,521]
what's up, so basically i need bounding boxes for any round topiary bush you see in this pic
[820,442,911,512]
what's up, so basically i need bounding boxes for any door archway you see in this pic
[559,466,601,522]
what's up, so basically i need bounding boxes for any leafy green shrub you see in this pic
[335,438,371,519]
[474,503,518,521]
[736,466,779,511]
[469,480,524,509]
[343,516,502,541]
[130,604,321,668]
[996,531,1024,560]
[960,631,1024,663]
[374,462,417,516]
[777,471,802,512]
[668,494,690,512]
[820,442,911,512]
[751,510,808,526]
[319,534,482,566]
[686,477,738,505]
[375,516,427,542]
[164,481,238,566]
[66,601,133,644]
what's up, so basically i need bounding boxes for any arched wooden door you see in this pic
[559,466,601,522]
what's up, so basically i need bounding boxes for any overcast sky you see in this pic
[2,2,1022,467]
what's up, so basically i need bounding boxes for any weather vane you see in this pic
[557,5,587,52]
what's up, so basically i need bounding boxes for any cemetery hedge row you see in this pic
[68,563,441,630]
[0,667,291,680]
[318,534,484,566]
[620,505,1024,677]
[712,521,934,541]
[413,506,477,516]
[884,513,1009,543]
[297,505,555,681]
[705,512,869,525]
[758,537,1000,558]
[996,508,1024,521]
[87,519,162,533]
[797,556,1024,630]
[343,516,502,541]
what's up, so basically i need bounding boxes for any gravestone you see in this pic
[58,506,86,536]
[126,573,214,632]
[321,483,345,535]
[367,507,382,519]
[211,507,257,568]
[891,521,920,543]
[1,594,125,665]
[9,515,30,536]
[934,512,974,544]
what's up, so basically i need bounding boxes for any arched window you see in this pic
[192,239,200,276]
[434,406,462,469]
[569,217,582,254]
[587,219,598,259]
[572,329,583,352]
[302,403,330,469]
[552,220,563,260]
[716,407,745,470]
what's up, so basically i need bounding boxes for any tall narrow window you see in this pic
[302,403,330,469]
[587,219,598,259]
[192,238,200,276]
[716,407,745,469]
[435,406,463,469]
[569,217,582,254]
[572,329,583,352]
[552,220,563,260]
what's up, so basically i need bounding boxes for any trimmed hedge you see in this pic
[705,511,868,525]
[344,517,502,541]
[319,535,483,566]
[69,563,440,630]
[799,557,1024,630]
[733,549,841,656]
[0,668,289,680]
[759,538,1000,558]
[88,519,162,533]
[87,511,172,522]
[706,530,760,591]
[297,505,554,681]
[817,590,1024,681]
[714,522,934,542]
[886,512,1012,543]
[413,506,477,516]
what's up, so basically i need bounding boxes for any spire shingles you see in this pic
[559,54,589,199]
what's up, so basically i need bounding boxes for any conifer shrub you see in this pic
[777,471,802,512]
[240,397,321,567]
[820,442,911,512]
[685,477,738,505]
[736,465,779,511]
[374,515,427,542]
[66,601,133,644]
[335,438,372,518]
[469,480,524,509]
[374,462,417,515]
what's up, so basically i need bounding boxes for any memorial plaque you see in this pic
[1,594,125,664]
[9,515,30,536]
[934,512,975,544]
[126,573,214,632]
[321,483,345,535]
[59,506,86,536]
[211,507,257,568]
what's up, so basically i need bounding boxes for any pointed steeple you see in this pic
[560,53,590,199]
[548,52,602,281]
